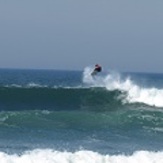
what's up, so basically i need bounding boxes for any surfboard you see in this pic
[91,70,98,76]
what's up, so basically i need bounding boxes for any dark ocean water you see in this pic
[0,68,163,162]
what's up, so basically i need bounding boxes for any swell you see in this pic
[1,105,163,131]
[0,87,123,111]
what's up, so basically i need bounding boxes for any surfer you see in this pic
[91,64,102,76]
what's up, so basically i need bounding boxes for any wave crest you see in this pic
[83,67,163,107]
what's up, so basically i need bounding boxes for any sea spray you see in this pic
[83,67,163,107]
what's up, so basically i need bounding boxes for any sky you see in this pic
[0,0,163,73]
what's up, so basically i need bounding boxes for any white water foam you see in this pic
[27,82,48,88]
[4,83,48,88]
[83,67,163,107]
[0,149,162,163]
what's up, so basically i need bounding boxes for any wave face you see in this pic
[0,87,123,111]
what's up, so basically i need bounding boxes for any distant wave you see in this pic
[4,82,48,88]
[0,149,162,163]
[83,67,163,107]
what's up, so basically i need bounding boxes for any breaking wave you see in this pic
[83,67,163,107]
[0,149,162,163]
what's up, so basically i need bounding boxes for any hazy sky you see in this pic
[0,0,163,72]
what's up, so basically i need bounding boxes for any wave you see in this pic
[0,149,162,163]
[0,105,163,131]
[0,67,163,111]
[0,84,161,112]
[4,82,48,88]
[0,86,123,111]
[83,67,163,107]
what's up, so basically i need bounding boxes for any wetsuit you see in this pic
[91,65,102,75]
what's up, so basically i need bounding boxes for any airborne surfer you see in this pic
[91,64,102,76]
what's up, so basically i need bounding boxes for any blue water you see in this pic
[0,68,163,162]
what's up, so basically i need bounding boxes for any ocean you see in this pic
[0,67,163,163]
